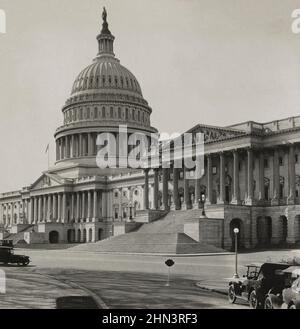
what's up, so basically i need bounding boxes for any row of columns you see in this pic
[56,133,98,161]
[143,145,298,210]
[0,200,29,226]
[1,190,106,228]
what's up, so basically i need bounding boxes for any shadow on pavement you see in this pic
[56,296,99,309]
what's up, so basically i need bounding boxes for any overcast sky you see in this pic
[0,0,300,192]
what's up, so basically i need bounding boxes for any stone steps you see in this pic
[71,210,224,254]
[71,232,223,254]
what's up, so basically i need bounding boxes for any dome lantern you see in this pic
[96,7,115,57]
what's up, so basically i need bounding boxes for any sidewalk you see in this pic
[196,279,228,295]
[0,268,98,309]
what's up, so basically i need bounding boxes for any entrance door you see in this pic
[49,231,59,244]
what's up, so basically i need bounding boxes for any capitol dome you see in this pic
[54,8,157,169]
[71,58,143,98]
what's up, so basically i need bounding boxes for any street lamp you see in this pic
[200,194,206,218]
[233,227,239,279]
[129,202,133,220]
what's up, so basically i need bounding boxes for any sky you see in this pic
[0,0,300,192]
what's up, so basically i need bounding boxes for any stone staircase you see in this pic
[71,210,224,254]
[5,225,34,245]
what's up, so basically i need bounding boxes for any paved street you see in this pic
[0,247,299,309]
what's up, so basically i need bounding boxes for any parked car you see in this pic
[282,275,300,309]
[264,266,300,309]
[228,262,291,309]
[0,246,30,266]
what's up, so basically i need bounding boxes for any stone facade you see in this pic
[1,10,300,250]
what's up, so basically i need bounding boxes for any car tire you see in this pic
[288,303,297,309]
[249,290,261,309]
[22,260,29,266]
[264,296,273,309]
[228,284,236,304]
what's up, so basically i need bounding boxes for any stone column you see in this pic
[258,151,265,202]
[143,169,149,210]
[162,168,169,210]
[246,148,254,205]
[231,150,240,205]
[93,190,98,221]
[87,190,92,220]
[82,192,86,220]
[65,136,69,158]
[288,144,296,204]
[271,148,280,205]
[82,134,87,156]
[16,202,20,225]
[79,134,83,157]
[47,195,52,222]
[218,152,225,204]
[71,135,75,158]
[52,194,57,222]
[153,169,159,210]
[172,167,180,210]
[71,193,75,221]
[76,192,80,222]
[30,197,34,224]
[43,195,47,222]
[88,133,93,156]
[102,191,107,219]
[182,166,190,210]
[38,196,42,223]
[34,197,38,224]
[56,141,60,161]
[61,193,66,223]
[60,138,64,160]
[118,189,122,220]
[206,154,213,205]
[57,193,61,222]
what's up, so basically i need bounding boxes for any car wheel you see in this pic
[22,260,29,266]
[228,285,236,304]
[264,296,273,309]
[288,303,296,309]
[249,290,260,309]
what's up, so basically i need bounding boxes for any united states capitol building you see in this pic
[1,9,300,252]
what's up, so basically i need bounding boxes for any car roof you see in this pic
[245,263,263,268]
[0,246,13,250]
[282,266,300,274]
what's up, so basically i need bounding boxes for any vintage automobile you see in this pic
[0,246,30,266]
[264,266,300,309]
[282,275,300,309]
[228,262,291,309]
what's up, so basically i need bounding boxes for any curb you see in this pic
[195,282,227,296]
[34,271,109,309]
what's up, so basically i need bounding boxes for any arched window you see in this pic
[118,107,121,119]
[102,107,106,118]
[125,108,128,120]
[110,107,114,118]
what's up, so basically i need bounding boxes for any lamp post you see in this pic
[233,227,239,279]
[129,202,133,220]
[200,194,206,218]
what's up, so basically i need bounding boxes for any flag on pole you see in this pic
[45,143,49,154]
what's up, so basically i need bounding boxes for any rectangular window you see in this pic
[295,154,298,164]
[212,166,217,175]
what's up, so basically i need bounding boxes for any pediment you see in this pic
[30,173,64,190]
[186,124,246,143]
